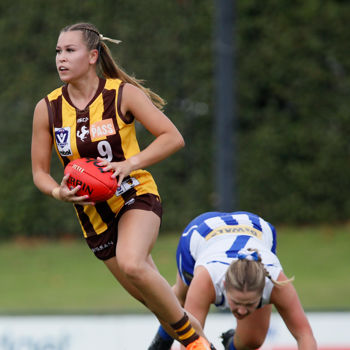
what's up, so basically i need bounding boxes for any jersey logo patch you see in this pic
[77,125,90,142]
[90,118,116,142]
[77,117,89,123]
[205,225,262,240]
[54,127,72,156]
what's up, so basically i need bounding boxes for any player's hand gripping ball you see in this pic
[64,157,118,202]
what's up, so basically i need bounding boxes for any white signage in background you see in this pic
[0,313,349,350]
[0,316,121,350]
[0,334,70,350]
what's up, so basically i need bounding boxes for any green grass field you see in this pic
[1,225,349,314]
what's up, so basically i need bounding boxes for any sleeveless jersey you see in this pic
[45,78,159,238]
[176,211,282,309]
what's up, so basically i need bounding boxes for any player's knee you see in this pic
[118,257,147,281]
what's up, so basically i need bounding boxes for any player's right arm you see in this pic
[31,99,92,204]
[31,99,60,196]
[183,266,216,327]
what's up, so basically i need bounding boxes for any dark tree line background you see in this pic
[1,0,349,239]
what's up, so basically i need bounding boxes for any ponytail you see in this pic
[60,22,166,110]
[225,248,294,294]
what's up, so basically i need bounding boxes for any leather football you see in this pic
[64,157,117,202]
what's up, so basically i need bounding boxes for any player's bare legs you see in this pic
[104,253,154,304]
[104,209,208,346]
[105,254,201,341]
[116,209,184,322]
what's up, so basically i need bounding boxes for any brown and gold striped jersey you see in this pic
[45,78,159,237]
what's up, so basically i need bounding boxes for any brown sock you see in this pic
[171,313,199,347]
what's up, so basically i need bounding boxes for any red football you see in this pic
[64,157,118,202]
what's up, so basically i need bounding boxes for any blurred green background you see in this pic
[1,226,349,314]
[0,0,349,312]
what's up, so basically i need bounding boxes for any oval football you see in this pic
[64,158,118,202]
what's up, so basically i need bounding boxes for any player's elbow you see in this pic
[32,169,41,187]
[174,133,185,151]
[32,169,49,192]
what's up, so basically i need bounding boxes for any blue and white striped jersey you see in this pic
[176,211,282,309]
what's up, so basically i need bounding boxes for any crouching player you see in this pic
[148,211,317,350]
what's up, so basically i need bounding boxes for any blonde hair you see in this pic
[225,249,294,294]
[60,22,165,110]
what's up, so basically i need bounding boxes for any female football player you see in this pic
[148,211,317,350]
[31,22,213,350]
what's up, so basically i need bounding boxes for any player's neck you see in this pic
[67,75,100,110]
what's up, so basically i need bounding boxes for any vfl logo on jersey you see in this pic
[90,118,116,142]
[54,127,72,156]
[77,125,89,142]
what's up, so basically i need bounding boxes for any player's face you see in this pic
[56,31,95,83]
[226,288,261,320]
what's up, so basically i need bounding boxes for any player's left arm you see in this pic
[99,83,185,184]
[183,266,216,327]
[271,271,318,350]
[124,84,185,167]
